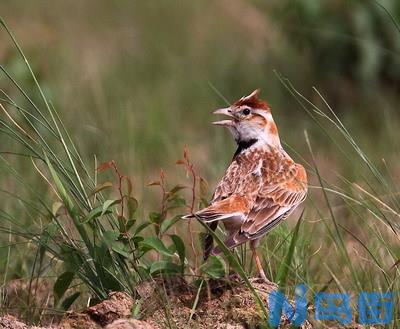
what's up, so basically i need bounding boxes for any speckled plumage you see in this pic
[196,144,307,245]
[183,89,307,280]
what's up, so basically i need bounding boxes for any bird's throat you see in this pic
[233,138,258,159]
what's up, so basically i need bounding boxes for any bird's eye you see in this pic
[242,108,251,116]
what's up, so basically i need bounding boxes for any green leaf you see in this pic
[134,221,151,235]
[61,292,80,311]
[127,197,139,218]
[103,230,120,246]
[200,255,226,279]
[167,184,186,196]
[160,215,181,234]
[139,236,173,257]
[131,236,144,246]
[149,212,162,224]
[112,244,131,258]
[169,234,185,270]
[126,219,136,231]
[54,271,74,302]
[83,205,112,223]
[104,230,131,258]
[121,175,133,196]
[101,199,121,217]
[92,181,113,195]
[45,154,74,212]
[150,261,181,275]
[166,196,186,210]
[132,299,142,319]
[117,216,126,232]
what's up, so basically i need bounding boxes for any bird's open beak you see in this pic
[212,107,234,126]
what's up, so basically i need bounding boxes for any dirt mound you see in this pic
[0,277,312,329]
[138,276,312,329]
[0,314,50,329]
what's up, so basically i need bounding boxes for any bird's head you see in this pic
[213,89,280,147]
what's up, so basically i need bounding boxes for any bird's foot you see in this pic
[250,277,266,284]
[249,275,278,289]
[250,275,269,284]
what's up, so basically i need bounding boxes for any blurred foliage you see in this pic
[0,1,400,325]
[274,0,400,102]
[0,1,399,176]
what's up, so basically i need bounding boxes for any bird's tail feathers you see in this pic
[182,211,241,223]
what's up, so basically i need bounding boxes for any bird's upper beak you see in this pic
[212,107,234,126]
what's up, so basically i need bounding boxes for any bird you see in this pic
[183,89,307,281]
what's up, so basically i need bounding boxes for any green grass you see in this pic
[0,1,399,327]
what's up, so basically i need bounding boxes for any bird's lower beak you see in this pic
[212,107,234,126]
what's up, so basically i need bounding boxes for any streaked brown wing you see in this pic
[211,150,263,203]
[241,162,307,238]
[193,194,249,223]
[196,150,264,223]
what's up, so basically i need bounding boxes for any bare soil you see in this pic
[1,276,314,328]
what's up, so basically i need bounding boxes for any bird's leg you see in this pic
[251,247,268,282]
[249,239,268,282]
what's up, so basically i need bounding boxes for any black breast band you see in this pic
[233,138,258,159]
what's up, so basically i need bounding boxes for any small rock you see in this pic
[59,312,100,329]
[86,292,134,326]
[105,319,155,329]
[0,315,28,329]
[136,281,155,300]
[224,324,245,329]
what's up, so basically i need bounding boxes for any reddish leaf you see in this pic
[147,180,161,187]
[391,259,400,270]
[97,161,114,172]
[176,159,185,165]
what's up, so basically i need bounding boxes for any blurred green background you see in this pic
[1,0,400,303]
[2,0,400,186]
